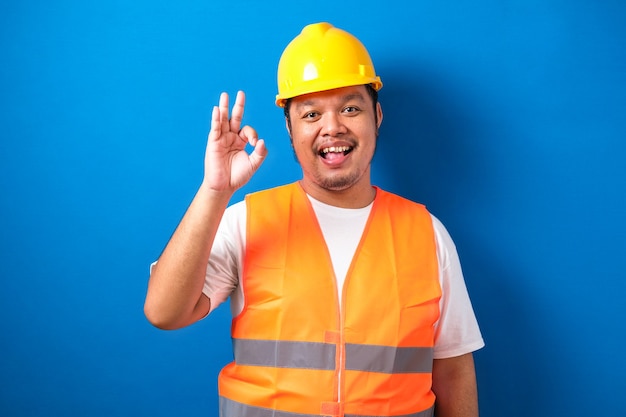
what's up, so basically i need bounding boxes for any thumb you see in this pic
[248,139,267,171]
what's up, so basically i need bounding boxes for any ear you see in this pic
[285,116,294,145]
[285,117,291,136]
[376,102,383,130]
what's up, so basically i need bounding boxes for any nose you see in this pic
[321,112,347,137]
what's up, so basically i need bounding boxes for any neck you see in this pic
[298,179,376,209]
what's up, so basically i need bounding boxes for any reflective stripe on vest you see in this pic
[234,338,433,374]
[220,396,435,417]
[233,339,336,370]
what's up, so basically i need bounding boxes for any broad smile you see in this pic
[319,146,353,159]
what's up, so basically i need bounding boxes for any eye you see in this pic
[302,111,320,120]
[342,106,360,114]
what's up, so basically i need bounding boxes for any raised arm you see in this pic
[144,91,267,330]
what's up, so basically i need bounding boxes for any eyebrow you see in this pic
[294,92,366,110]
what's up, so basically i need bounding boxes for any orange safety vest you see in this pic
[218,183,441,417]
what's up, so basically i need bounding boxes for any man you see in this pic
[145,22,484,417]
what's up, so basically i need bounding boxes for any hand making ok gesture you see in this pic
[203,91,267,192]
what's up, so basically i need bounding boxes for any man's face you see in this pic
[287,85,383,198]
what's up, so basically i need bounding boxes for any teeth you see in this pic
[321,146,351,154]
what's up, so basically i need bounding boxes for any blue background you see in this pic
[1,1,625,416]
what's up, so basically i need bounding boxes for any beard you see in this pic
[302,144,376,192]
[313,170,364,191]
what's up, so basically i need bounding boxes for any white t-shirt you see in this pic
[203,195,484,359]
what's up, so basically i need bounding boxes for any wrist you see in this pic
[197,181,235,205]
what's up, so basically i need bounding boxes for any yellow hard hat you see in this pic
[275,22,383,107]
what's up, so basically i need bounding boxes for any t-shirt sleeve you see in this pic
[202,201,246,312]
[431,214,485,358]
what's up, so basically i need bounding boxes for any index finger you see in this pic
[229,90,245,133]
[218,92,231,134]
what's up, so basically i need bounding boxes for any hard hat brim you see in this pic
[275,77,383,107]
